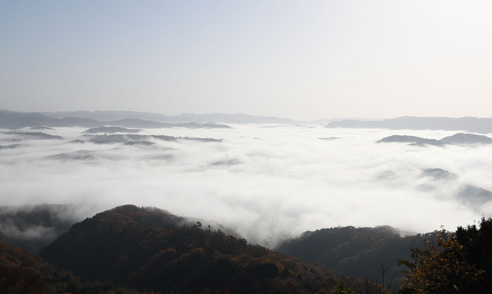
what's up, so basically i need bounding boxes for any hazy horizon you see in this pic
[7,108,492,123]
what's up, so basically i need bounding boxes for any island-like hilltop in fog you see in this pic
[378,133,492,146]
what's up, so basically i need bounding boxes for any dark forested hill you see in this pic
[0,240,153,293]
[275,226,430,290]
[0,240,55,293]
[39,205,365,294]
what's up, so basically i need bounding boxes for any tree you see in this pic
[335,281,355,294]
[455,217,492,293]
[0,264,47,294]
[399,230,483,294]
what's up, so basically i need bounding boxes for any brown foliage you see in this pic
[400,230,483,294]
[40,205,355,293]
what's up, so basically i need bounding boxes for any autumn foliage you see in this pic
[38,205,357,293]
[399,229,485,294]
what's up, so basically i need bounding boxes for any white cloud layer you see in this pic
[1,125,491,247]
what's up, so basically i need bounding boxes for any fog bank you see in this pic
[1,125,491,247]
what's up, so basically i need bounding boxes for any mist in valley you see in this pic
[1,124,491,248]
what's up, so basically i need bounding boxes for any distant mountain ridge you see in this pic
[40,110,302,124]
[327,116,492,133]
[6,110,492,131]
[0,110,230,129]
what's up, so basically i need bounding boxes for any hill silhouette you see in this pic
[0,240,67,294]
[275,226,431,290]
[40,205,364,294]
[378,133,492,146]
[440,133,492,144]
[87,134,221,144]
[84,126,142,134]
[41,110,301,124]
[377,135,446,146]
[0,110,230,129]
[0,240,154,293]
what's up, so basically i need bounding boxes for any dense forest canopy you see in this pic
[1,204,492,294]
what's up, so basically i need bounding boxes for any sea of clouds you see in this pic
[1,124,492,247]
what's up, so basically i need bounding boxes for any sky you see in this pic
[1,0,492,120]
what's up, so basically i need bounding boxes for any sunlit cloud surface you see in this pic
[1,125,491,247]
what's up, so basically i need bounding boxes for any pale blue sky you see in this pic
[1,1,491,120]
